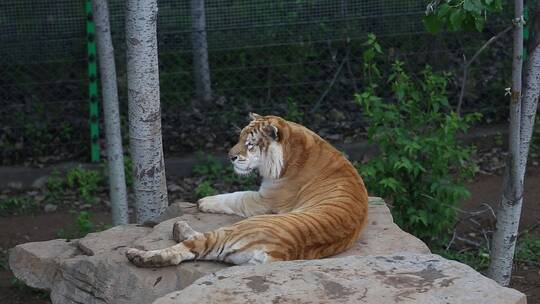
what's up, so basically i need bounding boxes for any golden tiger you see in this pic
[126,113,369,267]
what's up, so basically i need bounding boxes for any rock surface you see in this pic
[9,197,510,304]
[9,239,79,290]
[154,253,526,304]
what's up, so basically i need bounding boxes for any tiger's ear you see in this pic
[249,112,262,121]
[263,124,279,141]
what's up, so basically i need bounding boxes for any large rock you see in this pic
[9,239,79,290]
[8,198,452,304]
[154,253,526,304]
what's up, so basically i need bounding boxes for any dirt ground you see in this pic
[1,167,539,303]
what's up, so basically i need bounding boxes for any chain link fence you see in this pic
[0,0,510,165]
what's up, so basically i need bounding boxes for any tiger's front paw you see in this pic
[125,248,153,268]
[198,195,234,214]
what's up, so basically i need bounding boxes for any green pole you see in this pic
[86,0,100,163]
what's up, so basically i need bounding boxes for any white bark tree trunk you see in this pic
[126,0,168,223]
[519,2,540,179]
[92,0,128,225]
[488,0,540,286]
[191,0,212,102]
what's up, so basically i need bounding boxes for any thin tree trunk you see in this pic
[191,0,212,102]
[126,0,168,223]
[488,0,525,286]
[519,2,540,179]
[92,0,128,225]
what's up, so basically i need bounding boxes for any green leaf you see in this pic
[423,14,443,34]
[379,177,400,191]
[437,3,452,18]
[449,9,466,31]
[474,15,485,32]
[418,210,429,226]
[463,0,483,14]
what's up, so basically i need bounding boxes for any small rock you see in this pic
[31,176,49,189]
[79,204,92,210]
[215,96,226,106]
[7,182,23,190]
[325,134,341,141]
[168,183,183,192]
[43,204,58,213]
[329,109,346,121]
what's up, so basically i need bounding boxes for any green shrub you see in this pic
[193,152,224,179]
[123,155,134,187]
[193,152,258,190]
[435,248,490,271]
[284,97,304,123]
[66,166,104,203]
[355,42,479,240]
[195,181,217,198]
[0,196,39,216]
[56,211,100,239]
[45,170,65,201]
[515,234,540,264]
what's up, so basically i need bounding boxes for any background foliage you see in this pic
[356,36,480,240]
[0,0,510,165]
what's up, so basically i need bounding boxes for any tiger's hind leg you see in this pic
[126,221,202,267]
[126,221,288,267]
[172,220,201,243]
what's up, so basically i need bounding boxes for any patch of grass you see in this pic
[192,152,259,196]
[66,166,104,204]
[434,248,490,271]
[433,234,540,272]
[195,181,217,198]
[193,152,224,180]
[0,250,8,270]
[493,131,504,147]
[56,211,110,240]
[515,234,540,264]
[45,169,65,201]
[0,196,39,216]
[123,155,134,187]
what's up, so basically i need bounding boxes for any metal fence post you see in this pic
[86,0,101,163]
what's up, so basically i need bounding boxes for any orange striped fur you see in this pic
[126,114,369,267]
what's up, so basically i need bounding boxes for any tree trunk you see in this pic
[519,1,540,179]
[191,0,212,102]
[488,0,532,286]
[126,0,168,223]
[92,0,128,225]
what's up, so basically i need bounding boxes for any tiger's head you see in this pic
[228,113,285,180]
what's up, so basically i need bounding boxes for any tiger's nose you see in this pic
[230,155,238,162]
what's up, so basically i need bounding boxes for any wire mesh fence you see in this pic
[0,0,511,165]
